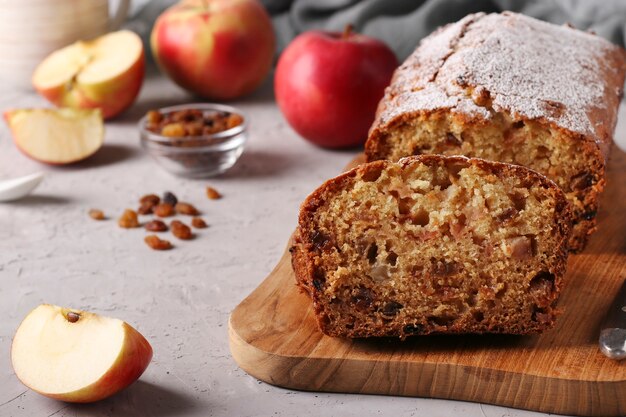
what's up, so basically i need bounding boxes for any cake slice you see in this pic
[365,12,626,252]
[292,155,572,339]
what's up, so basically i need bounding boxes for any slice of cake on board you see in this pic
[292,155,572,339]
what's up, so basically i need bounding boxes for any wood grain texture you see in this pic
[229,150,626,416]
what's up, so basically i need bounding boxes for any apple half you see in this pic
[4,108,104,165]
[32,30,145,119]
[11,304,153,403]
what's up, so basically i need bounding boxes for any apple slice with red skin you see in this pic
[32,30,144,119]
[4,108,104,165]
[11,304,153,403]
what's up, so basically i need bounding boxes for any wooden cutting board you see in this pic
[229,150,626,417]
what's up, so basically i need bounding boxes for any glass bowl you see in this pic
[139,103,248,178]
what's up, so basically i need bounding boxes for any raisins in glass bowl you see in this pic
[139,104,247,178]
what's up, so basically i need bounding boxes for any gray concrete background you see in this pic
[0,72,624,417]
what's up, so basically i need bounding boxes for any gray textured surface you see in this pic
[0,73,624,417]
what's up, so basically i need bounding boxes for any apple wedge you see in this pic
[32,30,144,119]
[4,108,104,165]
[11,304,153,403]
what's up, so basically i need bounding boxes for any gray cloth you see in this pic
[128,0,626,61]
[261,0,626,60]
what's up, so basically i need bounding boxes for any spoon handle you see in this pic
[599,279,626,360]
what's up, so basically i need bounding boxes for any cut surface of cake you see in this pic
[292,155,572,339]
[364,12,626,251]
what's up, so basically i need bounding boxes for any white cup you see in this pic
[0,0,131,90]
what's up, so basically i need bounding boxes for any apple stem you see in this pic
[201,0,209,11]
[342,24,355,39]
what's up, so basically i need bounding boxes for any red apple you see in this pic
[275,26,398,148]
[151,0,275,100]
[32,30,145,119]
[11,304,153,403]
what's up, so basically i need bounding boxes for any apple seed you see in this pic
[66,312,80,323]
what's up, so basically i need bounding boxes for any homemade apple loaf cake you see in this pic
[365,12,626,252]
[291,155,572,338]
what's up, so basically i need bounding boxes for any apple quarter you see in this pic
[11,304,152,403]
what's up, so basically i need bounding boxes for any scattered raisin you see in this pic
[145,220,168,232]
[89,209,105,220]
[138,201,155,215]
[191,217,207,228]
[139,194,160,205]
[206,186,222,200]
[163,191,178,206]
[118,209,140,228]
[171,220,193,240]
[175,202,199,215]
[145,235,173,250]
[154,203,175,217]
[101,189,212,250]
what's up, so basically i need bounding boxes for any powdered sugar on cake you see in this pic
[377,84,490,124]
[376,11,620,139]
[456,12,608,136]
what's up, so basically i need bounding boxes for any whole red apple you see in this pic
[275,26,398,148]
[151,0,275,100]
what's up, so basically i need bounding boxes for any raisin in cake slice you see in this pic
[365,12,626,252]
[292,155,572,339]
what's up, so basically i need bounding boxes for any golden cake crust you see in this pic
[365,12,626,251]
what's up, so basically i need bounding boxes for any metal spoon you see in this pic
[0,172,44,202]
[599,279,626,360]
